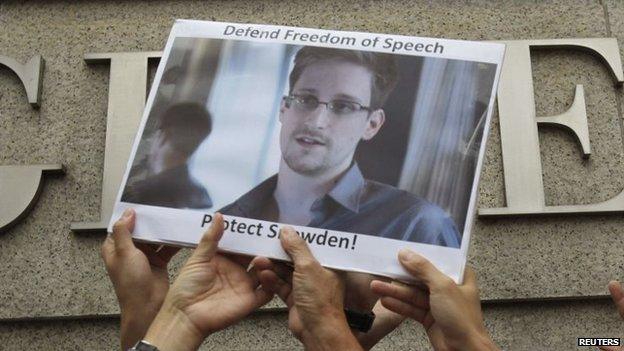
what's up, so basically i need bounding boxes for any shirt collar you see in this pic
[235,174,278,216]
[326,162,365,213]
[234,163,365,216]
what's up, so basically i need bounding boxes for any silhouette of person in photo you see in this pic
[122,102,213,209]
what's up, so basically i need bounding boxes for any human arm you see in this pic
[101,209,180,350]
[252,227,363,351]
[370,250,498,351]
[356,300,405,350]
[139,212,273,351]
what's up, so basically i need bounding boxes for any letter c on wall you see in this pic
[0,165,64,232]
[1,55,65,233]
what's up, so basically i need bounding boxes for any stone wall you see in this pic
[1,1,623,349]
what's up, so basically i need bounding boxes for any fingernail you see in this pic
[247,261,255,273]
[122,208,133,218]
[398,249,416,261]
[280,227,294,239]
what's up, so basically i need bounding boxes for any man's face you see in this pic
[279,59,385,177]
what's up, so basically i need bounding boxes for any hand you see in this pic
[370,249,498,351]
[608,280,624,319]
[598,281,624,351]
[143,213,273,351]
[253,227,363,351]
[101,208,179,350]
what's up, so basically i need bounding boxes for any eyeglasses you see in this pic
[283,94,371,116]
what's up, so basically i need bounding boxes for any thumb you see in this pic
[608,280,624,319]
[111,208,136,252]
[598,346,621,351]
[398,249,449,290]
[608,280,624,303]
[191,212,225,261]
[279,227,317,268]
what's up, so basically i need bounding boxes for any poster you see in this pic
[109,20,504,283]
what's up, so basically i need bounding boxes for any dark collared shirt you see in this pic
[122,164,213,209]
[220,164,461,248]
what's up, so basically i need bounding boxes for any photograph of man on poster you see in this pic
[120,34,498,256]
[219,46,460,248]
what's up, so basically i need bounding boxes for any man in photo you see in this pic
[221,46,460,248]
[122,102,213,209]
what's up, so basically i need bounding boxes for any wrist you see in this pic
[120,311,159,350]
[462,331,498,351]
[302,313,363,351]
[120,306,159,327]
[120,302,162,328]
[143,306,205,351]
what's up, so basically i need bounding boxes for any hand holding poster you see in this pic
[109,20,504,285]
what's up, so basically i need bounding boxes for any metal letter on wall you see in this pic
[479,39,624,216]
[0,55,43,107]
[71,52,161,233]
[0,165,64,231]
[0,55,65,232]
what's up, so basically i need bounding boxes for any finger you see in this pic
[135,243,162,267]
[258,269,292,307]
[253,286,274,309]
[270,262,293,285]
[136,243,180,268]
[398,249,451,291]
[461,266,480,299]
[463,266,478,287]
[598,346,622,351]
[608,280,624,318]
[111,209,136,252]
[379,296,428,323]
[191,212,224,261]
[257,269,291,300]
[370,280,429,309]
[227,253,253,268]
[279,227,318,269]
[135,242,157,254]
[251,257,294,286]
[100,234,115,266]
[422,310,435,330]
[251,256,274,271]
[247,263,261,288]
[608,281,624,303]
[251,257,293,280]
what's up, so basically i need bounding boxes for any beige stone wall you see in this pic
[1,0,623,349]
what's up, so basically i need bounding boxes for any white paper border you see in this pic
[108,20,506,283]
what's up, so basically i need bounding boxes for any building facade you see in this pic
[1,1,623,350]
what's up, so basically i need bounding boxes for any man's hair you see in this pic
[288,47,399,110]
[157,102,212,156]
